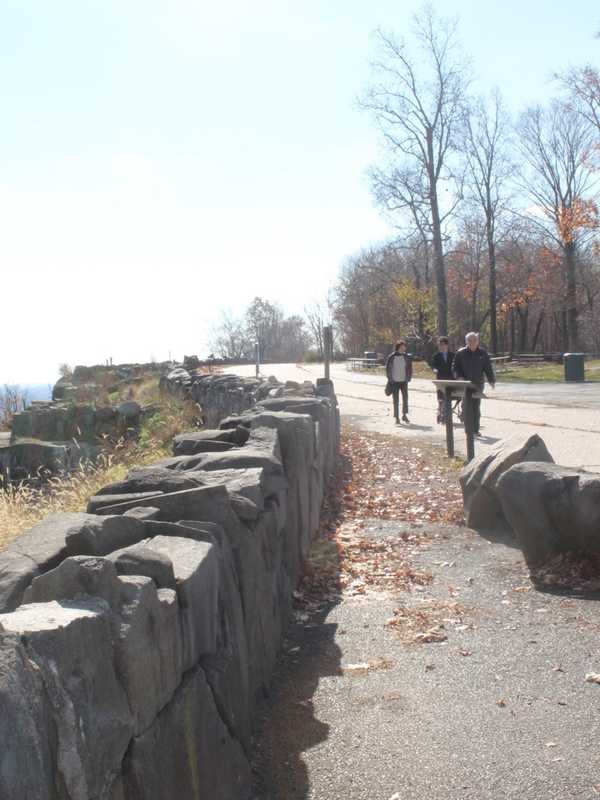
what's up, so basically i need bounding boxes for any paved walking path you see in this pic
[237,364,600,800]
[236,363,600,471]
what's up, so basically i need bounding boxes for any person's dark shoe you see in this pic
[402,414,410,423]
[394,417,400,425]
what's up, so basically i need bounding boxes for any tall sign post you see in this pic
[323,326,333,381]
[432,379,481,462]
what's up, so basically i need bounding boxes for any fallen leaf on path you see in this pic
[343,658,396,675]
[413,626,447,644]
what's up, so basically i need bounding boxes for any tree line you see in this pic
[212,7,599,362]
[336,5,600,356]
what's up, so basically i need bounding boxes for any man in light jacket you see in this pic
[386,340,413,424]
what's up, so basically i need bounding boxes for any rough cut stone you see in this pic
[144,535,220,669]
[0,550,39,613]
[121,666,250,800]
[23,556,123,608]
[172,435,237,456]
[497,461,600,565]
[0,600,132,800]
[87,491,162,514]
[115,576,183,734]
[64,512,146,556]
[182,448,288,496]
[460,433,554,530]
[108,543,176,589]
[177,520,251,748]
[94,484,244,526]
[229,491,260,521]
[123,506,161,521]
[0,631,56,799]
[96,466,205,496]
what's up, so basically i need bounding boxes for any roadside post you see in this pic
[433,379,481,463]
[323,326,333,381]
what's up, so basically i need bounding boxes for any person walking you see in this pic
[452,332,495,435]
[431,336,455,424]
[386,341,413,424]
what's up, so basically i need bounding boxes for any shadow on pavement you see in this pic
[251,453,350,799]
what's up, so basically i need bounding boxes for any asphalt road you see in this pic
[234,363,600,471]
[252,523,600,800]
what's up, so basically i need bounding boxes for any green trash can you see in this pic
[564,352,585,381]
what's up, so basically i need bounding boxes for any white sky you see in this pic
[1,0,598,383]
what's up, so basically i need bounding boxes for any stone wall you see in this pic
[0,371,339,799]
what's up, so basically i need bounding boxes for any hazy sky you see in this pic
[1,0,598,383]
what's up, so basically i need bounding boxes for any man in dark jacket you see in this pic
[386,341,413,424]
[452,332,495,435]
[431,336,455,424]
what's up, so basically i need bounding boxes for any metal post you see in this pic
[323,326,332,381]
[255,339,260,378]
[444,386,454,458]
[463,387,476,462]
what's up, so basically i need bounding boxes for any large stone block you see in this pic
[178,519,251,750]
[1,513,140,611]
[144,535,220,670]
[23,555,123,608]
[87,491,163,514]
[94,484,251,529]
[96,466,205,496]
[121,666,251,800]
[115,576,184,734]
[497,461,600,565]
[172,426,249,456]
[108,543,176,590]
[0,600,132,800]
[460,433,554,530]
[180,447,288,496]
[0,631,56,799]
[0,550,39,613]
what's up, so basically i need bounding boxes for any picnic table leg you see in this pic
[444,387,454,458]
[463,387,476,462]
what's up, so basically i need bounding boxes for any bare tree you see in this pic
[361,4,470,335]
[304,300,330,358]
[209,311,249,359]
[518,102,598,350]
[0,385,28,431]
[559,65,600,134]
[463,90,513,353]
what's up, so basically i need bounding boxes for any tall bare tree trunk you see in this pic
[564,241,579,351]
[428,140,448,336]
[486,219,498,353]
[531,309,545,352]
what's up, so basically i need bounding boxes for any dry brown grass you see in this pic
[0,396,199,550]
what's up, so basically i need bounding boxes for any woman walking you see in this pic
[385,341,413,424]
